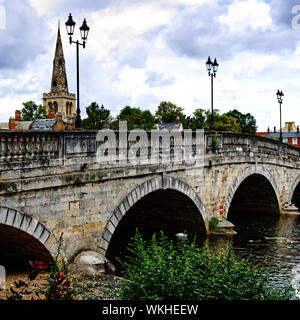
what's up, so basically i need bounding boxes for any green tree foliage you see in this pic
[225,109,257,133]
[21,101,47,121]
[82,103,112,130]
[118,231,294,300]
[111,106,156,131]
[155,101,186,125]
[184,108,258,133]
[212,111,242,132]
[185,108,207,130]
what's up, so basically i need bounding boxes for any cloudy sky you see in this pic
[0,0,299,131]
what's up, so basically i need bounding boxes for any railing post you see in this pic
[58,132,64,159]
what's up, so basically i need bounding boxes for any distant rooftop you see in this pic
[156,123,183,132]
[266,132,300,138]
[0,121,33,130]
[30,119,56,130]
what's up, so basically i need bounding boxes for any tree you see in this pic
[82,103,112,130]
[111,106,156,131]
[185,108,207,130]
[21,101,47,121]
[225,109,257,134]
[212,111,242,132]
[185,108,245,133]
[155,101,186,125]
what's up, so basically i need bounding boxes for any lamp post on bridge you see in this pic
[65,13,90,129]
[206,56,219,131]
[276,89,284,142]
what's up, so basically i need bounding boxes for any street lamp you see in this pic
[65,13,90,129]
[206,56,219,131]
[276,89,284,142]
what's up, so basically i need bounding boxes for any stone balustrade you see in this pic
[0,130,299,164]
[0,131,60,161]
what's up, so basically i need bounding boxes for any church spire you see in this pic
[50,24,69,93]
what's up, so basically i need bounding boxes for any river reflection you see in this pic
[204,213,300,298]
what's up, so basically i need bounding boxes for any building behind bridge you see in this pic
[0,24,76,132]
[256,121,300,148]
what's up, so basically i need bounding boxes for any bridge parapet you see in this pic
[0,130,299,167]
[206,132,300,161]
[0,131,60,161]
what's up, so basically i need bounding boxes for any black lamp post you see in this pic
[206,56,219,131]
[276,89,284,142]
[65,13,90,129]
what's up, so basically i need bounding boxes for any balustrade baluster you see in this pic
[22,135,29,158]
[1,136,8,159]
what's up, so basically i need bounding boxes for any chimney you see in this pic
[274,126,276,133]
[48,112,55,119]
[9,117,16,130]
[15,110,21,122]
[267,127,270,133]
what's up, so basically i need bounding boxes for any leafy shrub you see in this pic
[118,231,294,300]
[212,133,220,153]
[209,217,219,229]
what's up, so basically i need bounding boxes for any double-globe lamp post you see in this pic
[206,56,219,131]
[65,13,90,129]
[276,89,284,142]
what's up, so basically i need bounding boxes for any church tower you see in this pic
[43,24,76,121]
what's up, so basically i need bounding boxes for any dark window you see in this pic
[54,102,58,113]
[48,102,53,112]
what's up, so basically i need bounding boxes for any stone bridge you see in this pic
[0,130,300,266]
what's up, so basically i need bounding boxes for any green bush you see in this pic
[212,133,220,153]
[209,217,219,229]
[118,231,294,300]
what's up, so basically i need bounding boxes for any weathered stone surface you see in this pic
[69,250,115,276]
[0,131,299,261]
[74,250,107,265]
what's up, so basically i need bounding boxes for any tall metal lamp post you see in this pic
[65,13,90,129]
[206,56,219,131]
[276,89,284,142]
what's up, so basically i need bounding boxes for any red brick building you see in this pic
[256,122,300,148]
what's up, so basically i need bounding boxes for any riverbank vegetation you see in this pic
[117,231,294,300]
[0,230,294,300]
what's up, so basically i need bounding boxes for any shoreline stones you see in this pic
[68,250,116,276]
[208,218,237,235]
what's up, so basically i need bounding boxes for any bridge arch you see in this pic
[289,174,300,209]
[0,206,58,265]
[99,176,209,256]
[225,165,280,217]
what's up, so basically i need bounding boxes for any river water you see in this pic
[205,212,300,299]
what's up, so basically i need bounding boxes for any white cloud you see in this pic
[86,3,175,61]
[0,0,300,133]
[27,0,64,16]
[218,0,272,32]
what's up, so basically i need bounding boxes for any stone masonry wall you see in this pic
[0,131,299,261]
